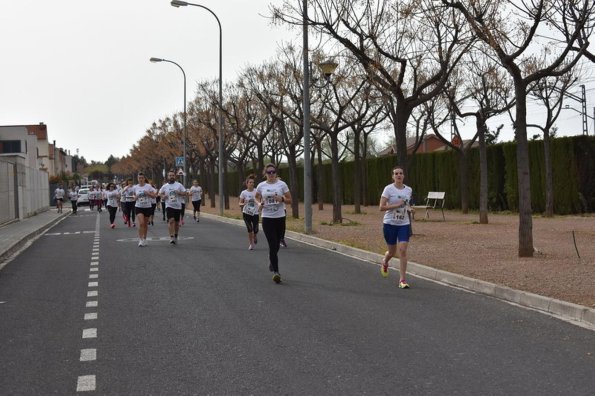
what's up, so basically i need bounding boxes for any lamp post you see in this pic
[171,0,224,216]
[150,57,187,186]
[302,1,337,233]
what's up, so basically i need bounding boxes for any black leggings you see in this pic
[242,213,259,234]
[107,205,118,224]
[123,202,136,223]
[262,216,285,273]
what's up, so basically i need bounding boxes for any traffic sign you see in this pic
[175,156,185,167]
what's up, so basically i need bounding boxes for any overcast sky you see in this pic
[1,1,594,163]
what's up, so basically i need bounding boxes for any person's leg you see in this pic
[262,217,281,273]
[243,213,254,249]
[161,202,166,221]
[108,206,117,225]
[131,206,136,226]
[398,242,409,282]
[72,200,77,214]
[136,213,147,245]
[253,215,259,244]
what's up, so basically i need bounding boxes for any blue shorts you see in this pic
[383,223,410,245]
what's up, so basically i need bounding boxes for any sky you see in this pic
[1,1,594,163]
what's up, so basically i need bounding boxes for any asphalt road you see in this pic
[1,209,594,395]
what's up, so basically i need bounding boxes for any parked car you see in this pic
[77,188,90,206]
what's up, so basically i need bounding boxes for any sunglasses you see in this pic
[266,170,277,175]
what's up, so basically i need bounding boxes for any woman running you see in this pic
[379,166,413,289]
[239,174,259,250]
[132,173,157,246]
[105,183,121,228]
[255,163,291,283]
[189,179,203,222]
[121,178,136,227]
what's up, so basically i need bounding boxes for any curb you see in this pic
[0,211,71,267]
[202,212,595,331]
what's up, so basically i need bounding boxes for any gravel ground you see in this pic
[199,201,595,308]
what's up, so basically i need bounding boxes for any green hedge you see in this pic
[221,135,595,214]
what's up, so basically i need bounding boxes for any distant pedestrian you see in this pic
[68,186,78,215]
[54,184,65,213]
[121,178,136,227]
[105,183,120,229]
[239,174,259,250]
[379,166,413,289]
[159,171,186,245]
[189,179,203,223]
[255,163,291,283]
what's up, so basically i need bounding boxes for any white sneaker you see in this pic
[142,239,147,246]
[138,239,143,247]
[249,244,254,250]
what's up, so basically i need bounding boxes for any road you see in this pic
[1,209,594,394]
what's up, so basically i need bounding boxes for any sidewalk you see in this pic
[0,208,70,269]
[1,208,593,331]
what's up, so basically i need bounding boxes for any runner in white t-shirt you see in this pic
[255,163,292,283]
[159,171,187,245]
[239,174,259,250]
[133,173,157,247]
[189,180,203,223]
[68,187,79,215]
[379,166,414,289]
[54,184,65,213]
[105,183,121,229]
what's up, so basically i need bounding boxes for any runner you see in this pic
[96,186,104,213]
[133,173,157,246]
[159,171,186,245]
[239,174,259,250]
[149,180,157,226]
[379,166,413,289]
[189,179,203,223]
[54,184,65,213]
[88,186,96,211]
[121,178,136,227]
[255,163,291,283]
[68,186,78,215]
[105,183,121,229]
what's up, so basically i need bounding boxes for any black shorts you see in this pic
[135,207,152,217]
[192,200,201,212]
[56,198,64,202]
[166,207,182,222]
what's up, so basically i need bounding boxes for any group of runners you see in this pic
[53,165,413,288]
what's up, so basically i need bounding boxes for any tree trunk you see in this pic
[208,161,216,208]
[514,81,534,257]
[286,145,300,219]
[458,149,469,214]
[543,129,554,217]
[478,118,489,224]
[353,129,362,213]
[394,105,412,173]
[330,134,342,224]
[316,141,324,210]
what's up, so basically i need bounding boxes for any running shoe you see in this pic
[381,261,389,278]
[180,219,185,226]
[133,223,136,227]
[398,280,410,289]
[110,223,115,229]
[170,236,175,245]
[142,239,148,246]
[249,244,254,251]
[138,239,143,247]
[272,272,282,284]
[280,239,287,248]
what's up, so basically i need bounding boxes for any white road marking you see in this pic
[84,313,97,320]
[80,349,96,362]
[82,328,97,338]
[86,301,98,308]
[87,291,98,297]
[90,261,98,266]
[89,274,98,279]
[88,282,98,287]
[116,236,195,242]
[83,230,95,234]
[77,375,96,392]
[90,267,98,272]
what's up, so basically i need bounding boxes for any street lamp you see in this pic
[302,1,337,233]
[564,104,595,136]
[150,57,187,186]
[171,0,224,216]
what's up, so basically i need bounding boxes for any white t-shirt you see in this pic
[133,184,156,208]
[240,189,258,216]
[122,186,136,202]
[381,184,412,226]
[54,188,65,199]
[68,190,79,201]
[159,182,186,210]
[190,186,203,202]
[256,179,289,218]
[106,190,120,207]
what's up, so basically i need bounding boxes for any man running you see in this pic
[68,186,79,215]
[159,171,186,244]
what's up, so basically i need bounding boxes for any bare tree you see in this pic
[443,0,595,256]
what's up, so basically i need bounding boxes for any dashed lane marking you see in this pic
[86,301,98,308]
[76,375,96,392]
[80,349,97,362]
[116,236,195,242]
[87,291,98,297]
[84,313,97,320]
[82,328,97,339]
